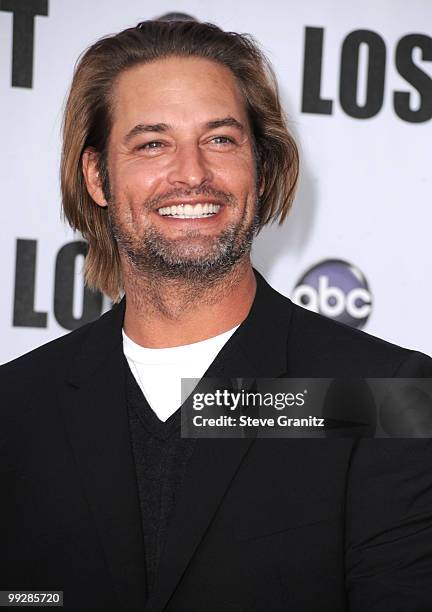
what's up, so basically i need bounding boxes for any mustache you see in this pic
[145,186,236,209]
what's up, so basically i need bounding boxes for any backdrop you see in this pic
[1,0,431,364]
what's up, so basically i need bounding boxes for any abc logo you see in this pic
[292,259,372,329]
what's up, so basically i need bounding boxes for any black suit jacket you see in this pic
[2,270,432,611]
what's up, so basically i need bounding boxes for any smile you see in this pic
[157,203,221,219]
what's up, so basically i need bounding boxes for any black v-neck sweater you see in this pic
[125,361,196,597]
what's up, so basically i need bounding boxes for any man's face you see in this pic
[96,56,260,281]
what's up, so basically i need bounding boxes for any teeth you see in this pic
[157,203,221,217]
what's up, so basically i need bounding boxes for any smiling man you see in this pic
[2,19,432,612]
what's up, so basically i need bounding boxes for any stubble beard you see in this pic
[107,192,260,287]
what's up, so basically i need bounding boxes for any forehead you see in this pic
[110,56,249,133]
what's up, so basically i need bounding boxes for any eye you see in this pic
[210,136,235,145]
[137,141,165,151]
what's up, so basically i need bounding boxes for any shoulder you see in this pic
[0,296,124,448]
[0,301,124,429]
[0,299,124,381]
[0,319,93,383]
[271,284,431,376]
[0,321,93,432]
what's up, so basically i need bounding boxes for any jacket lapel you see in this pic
[60,301,147,612]
[146,270,293,611]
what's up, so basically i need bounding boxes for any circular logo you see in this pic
[156,12,197,22]
[292,259,372,329]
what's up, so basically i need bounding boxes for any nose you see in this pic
[167,142,213,189]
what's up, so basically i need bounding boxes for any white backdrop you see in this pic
[1,0,431,364]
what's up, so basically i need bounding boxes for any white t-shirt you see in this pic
[122,325,239,422]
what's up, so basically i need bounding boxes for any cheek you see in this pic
[112,158,164,202]
[212,155,256,196]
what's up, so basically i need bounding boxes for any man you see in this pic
[1,19,432,612]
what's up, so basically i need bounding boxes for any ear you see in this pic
[258,175,265,197]
[82,147,108,208]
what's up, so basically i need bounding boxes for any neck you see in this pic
[122,259,256,348]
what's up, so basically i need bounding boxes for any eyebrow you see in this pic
[123,116,245,143]
[124,123,169,143]
[205,117,245,132]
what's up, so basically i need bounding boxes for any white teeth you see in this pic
[157,203,221,217]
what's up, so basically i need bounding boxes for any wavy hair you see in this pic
[61,20,299,301]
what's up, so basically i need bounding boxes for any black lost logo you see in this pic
[0,0,48,88]
[292,259,372,329]
[13,238,105,330]
[302,26,432,123]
